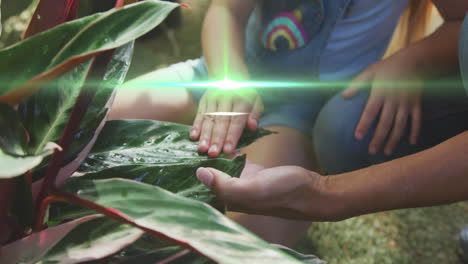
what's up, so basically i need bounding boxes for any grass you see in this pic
[299,202,468,264]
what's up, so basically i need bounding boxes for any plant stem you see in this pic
[25,171,32,185]
[156,250,190,264]
[32,195,68,231]
[33,51,115,231]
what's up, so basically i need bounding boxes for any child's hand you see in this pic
[342,56,423,156]
[190,89,263,157]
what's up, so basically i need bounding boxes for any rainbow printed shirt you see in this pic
[260,0,324,52]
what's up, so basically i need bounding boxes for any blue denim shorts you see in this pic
[313,80,468,174]
[163,57,334,134]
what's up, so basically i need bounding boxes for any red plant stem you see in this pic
[115,0,125,8]
[33,51,115,231]
[49,187,212,261]
[156,250,190,264]
[32,196,68,231]
[65,0,79,22]
[25,171,32,185]
[23,0,79,39]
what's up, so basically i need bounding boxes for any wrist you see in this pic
[306,174,353,221]
[387,47,426,78]
[315,171,374,221]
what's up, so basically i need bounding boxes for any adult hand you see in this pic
[342,56,423,156]
[196,165,340,221]
[190,89,263,157]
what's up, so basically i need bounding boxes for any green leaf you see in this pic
[80,119,271,173]
[20,41,133,156]
[0,103,27,155]
[0,215,144,264]
[49,120,269,222]
[40,217,144,264]
[19,42,134,181]
[273,245,327,264]
[10,176,34,232]
[0,215,102,264]
[92,235,215,264]
[460,14,468,95]
[109,240,327,264]
[63,179,303,264]
[0,103,58,178]
[0,0,179,104]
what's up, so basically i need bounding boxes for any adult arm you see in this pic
[202,0,254,79]
[197,131,468,221]
[328,130,468,220]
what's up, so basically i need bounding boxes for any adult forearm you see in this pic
[201,2,252,80]
[406,21,461,77]
[324,131,468,220]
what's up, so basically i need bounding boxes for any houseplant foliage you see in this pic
[0,0,326,263]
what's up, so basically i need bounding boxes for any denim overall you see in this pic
[246,0,352,82]
[241,0,353,133]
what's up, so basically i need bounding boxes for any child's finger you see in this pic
[191,94,208,140]
[198,95,217,152]
[247,96,263,131]
[208,95,233,157]
[368,100,397,155]
[223,101,250,154]
[342,71,373,99]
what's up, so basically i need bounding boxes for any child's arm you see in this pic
[190,0,263,157]
[202,0,254,80]
[342,0,468,157]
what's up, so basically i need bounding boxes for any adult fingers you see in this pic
[354,90,384,140]
[410,99,422,145]
[342,70,374,99]
[198,93,217,152]
[384,102,409,156]
[207,94,233,157]
[368,99,397,155]
[196,167,255,211]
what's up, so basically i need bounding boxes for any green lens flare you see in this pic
[114,79,465,93]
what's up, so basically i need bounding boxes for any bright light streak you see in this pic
[213,79,245,90]
[119,79,328,90]
[115,79,465,92]
[204,112,249,116]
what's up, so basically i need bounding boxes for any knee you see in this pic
[313,92,372,174]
